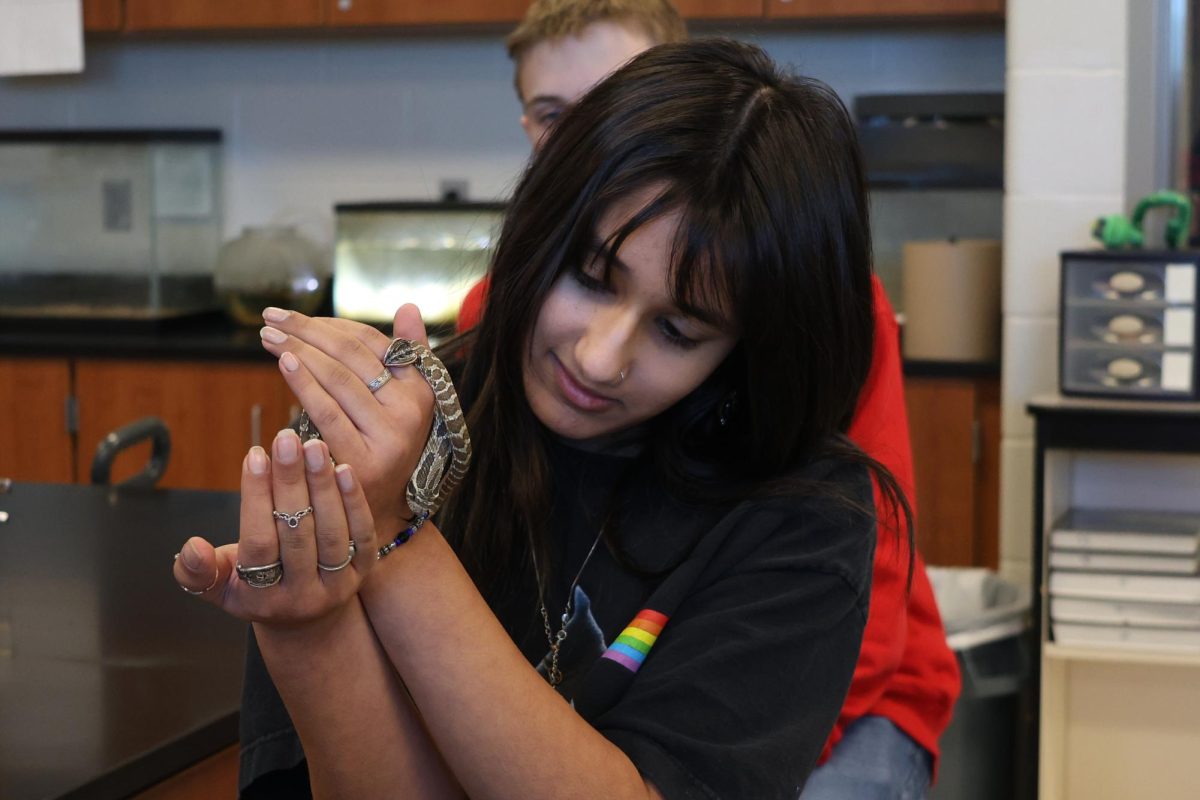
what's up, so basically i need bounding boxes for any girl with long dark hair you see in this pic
[174,38,910,799]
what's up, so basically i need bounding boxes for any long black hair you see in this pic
[442,38,912,595]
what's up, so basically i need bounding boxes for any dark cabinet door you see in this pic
[767,0,1003,19]
[905,375,1000,568]
[0,358,73,483]
[675,0,765,17]
[124,0,324,31]
[74,360,296,491]
[83,0,123,32]
[325,0,531,26]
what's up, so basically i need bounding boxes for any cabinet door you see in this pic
[0,358,74,483]
[905,375,999,567]
[124,0,323,31]
[767,0,1003,19]
[675,1,765,17]
[83,0,123,32]
[326,0,530,26]
[75,360,296,491]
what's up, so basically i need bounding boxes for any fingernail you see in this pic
[182,540,203,571]
[263,307,290,322]
[335,463,354,492]
[275,429,300,464]
[281,352,300,372]
[303,439,325,472]
[248,446,268,475]
[260,326,287,344]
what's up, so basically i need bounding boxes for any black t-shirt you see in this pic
[239,438,875,799]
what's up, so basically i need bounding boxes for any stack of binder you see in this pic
[1048,509,1200,652]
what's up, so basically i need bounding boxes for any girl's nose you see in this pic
[575,306,635,388]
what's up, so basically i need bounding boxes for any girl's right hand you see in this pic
[171,430,377,626]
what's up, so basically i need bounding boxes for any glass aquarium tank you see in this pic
[0,130,222,325]
[332,202,505,334]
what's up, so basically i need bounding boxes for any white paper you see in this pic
[0,0,83,77]
[1161,352,1193,392]
[1165,263,1197,304]
[1164,308,1195,347]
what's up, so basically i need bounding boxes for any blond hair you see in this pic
[507,0,687,66]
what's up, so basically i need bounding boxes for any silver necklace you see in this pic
[531,525,606,688]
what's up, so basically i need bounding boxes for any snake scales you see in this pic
[297,337,472,521]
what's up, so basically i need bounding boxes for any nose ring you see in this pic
[616,369,627,385]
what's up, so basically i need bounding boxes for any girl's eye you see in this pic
[571,264,610,294]
[657,318,700,350]
[539,110,562,126]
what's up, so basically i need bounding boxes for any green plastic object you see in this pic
[1092,190,1193,249]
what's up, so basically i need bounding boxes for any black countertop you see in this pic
[0,312,274,362]
[0,316,1000,378]
[0,482,245,800]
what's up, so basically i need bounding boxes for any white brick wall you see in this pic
[1001,0,1131,584]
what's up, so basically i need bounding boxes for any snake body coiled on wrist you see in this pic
[297,338,472,520]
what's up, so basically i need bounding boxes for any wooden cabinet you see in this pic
[123,0,323,31]
[905,373,1000,568]
[74,359,295,491]
[767,0,1003,19]
[0,358,74,483]
[0,354,291,491]
[326,0,530,26]
[83,0,123,32]
[676,0,767,17]
[99,0,1002,32]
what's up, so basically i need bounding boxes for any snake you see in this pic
[297,337,472,521]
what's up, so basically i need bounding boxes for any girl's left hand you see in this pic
[258,304,434,539]
[171,429,377,625]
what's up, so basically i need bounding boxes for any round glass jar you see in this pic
[214,226,330,326]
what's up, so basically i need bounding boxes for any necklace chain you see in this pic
[532,525,605,688]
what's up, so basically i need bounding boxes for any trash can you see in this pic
[927,567,1032,800]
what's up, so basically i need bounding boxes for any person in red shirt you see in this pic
[459,2,962,796]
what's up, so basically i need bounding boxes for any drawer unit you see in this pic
[1060,250,1200,399]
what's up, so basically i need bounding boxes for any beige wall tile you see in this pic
[1006,71,1127,197]
[1003,193,1125,316]
[1008,0,1128,72]
[1002,315,1060,438]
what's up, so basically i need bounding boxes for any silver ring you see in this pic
[317,539,357,572]
[174,552,220,595]
[366,368,392,393]
[236,560,284,588]
[272,506,313,529]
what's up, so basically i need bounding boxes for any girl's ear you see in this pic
[391,303,430,347]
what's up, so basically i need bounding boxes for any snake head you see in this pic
[383,338,421,368]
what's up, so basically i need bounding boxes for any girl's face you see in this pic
[523,191,738,442]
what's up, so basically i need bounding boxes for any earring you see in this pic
[718,391,738,427]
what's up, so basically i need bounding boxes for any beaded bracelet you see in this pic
[376,511,431,560]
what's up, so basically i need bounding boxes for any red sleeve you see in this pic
[822,277,960,770]
[456,276,492,334]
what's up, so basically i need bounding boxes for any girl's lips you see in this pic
[552,355,618,413]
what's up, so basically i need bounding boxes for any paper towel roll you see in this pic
[901,238,1002,362]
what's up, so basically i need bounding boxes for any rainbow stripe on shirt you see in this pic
[601,609,669,673]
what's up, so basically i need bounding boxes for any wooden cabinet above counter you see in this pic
[92,0,1002,33]
[122,0,324,32]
